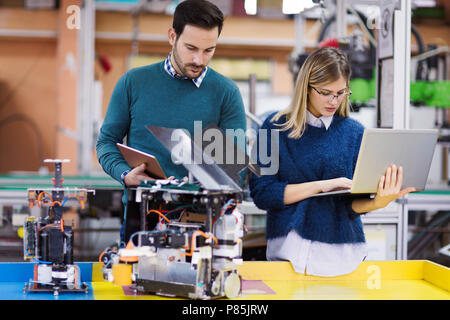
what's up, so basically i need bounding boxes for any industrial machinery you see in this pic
[101,126,251,299]
[23,159,94,296]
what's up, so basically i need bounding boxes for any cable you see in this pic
[214,199,237,225]
[183,230,218,257]
[31,258,52,265]
[26,249,52,265]
[146,209,171,224]
[317,9,426,80]
[411,24,427,80]
[38,191,53,203]
[61,194,85,208]
[408,212,450,244]
[129,230,154,247]
[37,191,65,209]
[39,223,62,231]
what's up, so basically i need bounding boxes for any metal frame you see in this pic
[78,0,96,175]
[392,0,412,260]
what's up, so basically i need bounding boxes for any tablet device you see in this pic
[116,143,167,179]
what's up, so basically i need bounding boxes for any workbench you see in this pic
[0,260,448,300]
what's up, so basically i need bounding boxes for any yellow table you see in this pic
[91,260,449,300]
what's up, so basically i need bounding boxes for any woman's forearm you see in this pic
[283,178,353,205]
[283,181,323,205]
[351,198,381,214]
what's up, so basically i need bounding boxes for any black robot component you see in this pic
[23,159,93,296]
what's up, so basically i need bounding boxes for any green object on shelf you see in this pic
[412,7,445,19]
[350,78,370,103]
[422,81,450,108]
[436,81,450,108]
[423,81,437,106]
[410,81,426,102]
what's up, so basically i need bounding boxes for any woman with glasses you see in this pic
[249,47,415,277]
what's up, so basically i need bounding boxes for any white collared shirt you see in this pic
[306,110,333,130]
[266,111,367,277]
[163,53,208,88]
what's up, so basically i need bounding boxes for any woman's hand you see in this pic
[373,164,416,209]
[319,177,352,193]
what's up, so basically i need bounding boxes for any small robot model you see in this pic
[23,159,94,296]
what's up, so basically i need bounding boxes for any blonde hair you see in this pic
[272,47,352,139]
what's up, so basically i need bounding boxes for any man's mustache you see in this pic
[186,64,205,69]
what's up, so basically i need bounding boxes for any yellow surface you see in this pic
[112,264,132,286]
[423,260,450,292]
[92,281,176,300]
[91,260,449,300]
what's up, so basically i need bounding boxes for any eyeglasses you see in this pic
[310,86,352,104]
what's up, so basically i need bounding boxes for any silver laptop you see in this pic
[311,128,439,197]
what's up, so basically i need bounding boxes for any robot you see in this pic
[23,159,94,296]
[102,181,244,299]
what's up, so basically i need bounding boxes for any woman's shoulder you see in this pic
[261,111,286,129]
[334,115,365,133]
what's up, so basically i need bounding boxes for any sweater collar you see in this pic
[306,110,333,130]
[164,54,208,88]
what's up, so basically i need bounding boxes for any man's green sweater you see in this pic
[96,61,246,181]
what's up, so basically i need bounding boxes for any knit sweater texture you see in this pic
[96,61,246,181]
[249,112,366,244]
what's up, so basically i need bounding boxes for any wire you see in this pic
[37,192,66,208]
[26,249,52,265]
[31,258,52,265]
[146,209,171,224]
[50,201,63,207]
[408,212,450,243]
[129,230,154,247]
[39,223,62,231]
[214,199,237,224]
[61,194,85,208]
[98,248,107,264]
[37,191,52,201]
[183,230,218,257]
[37,192,87,210]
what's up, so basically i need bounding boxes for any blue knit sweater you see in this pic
[249,112,366,244]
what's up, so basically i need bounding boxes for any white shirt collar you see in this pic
[306,110,333,130]
[164,54,207,88]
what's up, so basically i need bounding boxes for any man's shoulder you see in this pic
[126,61,164,79]
[206,67,238,90]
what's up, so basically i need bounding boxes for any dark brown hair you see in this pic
[173,0,224,38]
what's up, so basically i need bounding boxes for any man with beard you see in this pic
[96,0,246,243]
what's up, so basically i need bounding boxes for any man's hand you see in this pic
[373,164,416,209]
[124,163,153,186]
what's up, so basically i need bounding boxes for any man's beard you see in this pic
[172,46,206,79]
